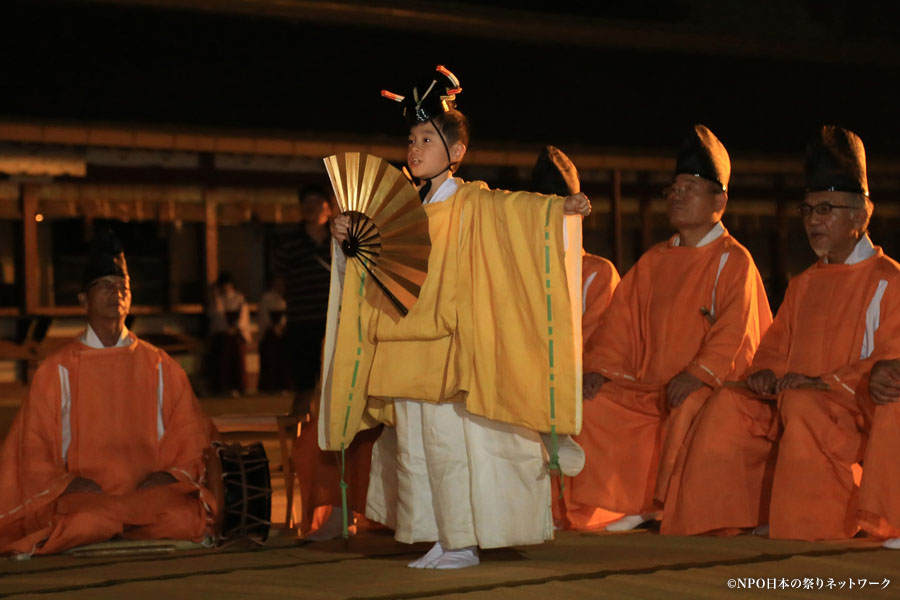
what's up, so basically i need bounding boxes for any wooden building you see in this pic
[2,0,900,392]
[2,118,900,397]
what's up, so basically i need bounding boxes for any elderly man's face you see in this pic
[802,191,866,259]
[81,275,131,321]
[664,174,726,232]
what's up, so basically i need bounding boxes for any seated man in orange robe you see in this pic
[857,358,900,548]
[0,230,217,556]
[662,126,900,541]
[573,125,772,532]
[530,145,622,530]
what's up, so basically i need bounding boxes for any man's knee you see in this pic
[52,509,124,548]
[779,390,826,428]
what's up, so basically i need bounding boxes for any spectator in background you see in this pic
[208,272,250,396]
[272,185,332,412]
[257,276,290,393]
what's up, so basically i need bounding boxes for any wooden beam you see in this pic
[610,169,623,270]
[21,184,39,314]
[15,119,900,175]
[27,304,210,317]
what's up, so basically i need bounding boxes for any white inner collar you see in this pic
[672,221,725,248]
[424,177,461,205]
[82,324,131,349]
[825,233,876,265]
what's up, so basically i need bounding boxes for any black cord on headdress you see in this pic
[415,118,457,202]
[384,66,463,201]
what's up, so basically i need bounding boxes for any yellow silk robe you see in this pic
[319,181,582,451]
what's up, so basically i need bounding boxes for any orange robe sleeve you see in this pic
[583,256,643,380]
[752,264,900,391]
[824,276,900,396]
[0,354,76,552]
[748,278,797,377]
[156,353,219,503]
[683,249,773,387]
[581,254,620,344]
[1,359,70,507]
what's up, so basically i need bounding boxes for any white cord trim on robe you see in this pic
[860,280,888,360]
[683,244,730,385]
[168,467,215,524]
[710,252,730,320]
[696,363,722,387]
[156,363,165,440]
[10,543,38,561]
[824,279,890,396]
[598,367,636,382]
[59,365,71,464]
[582,272,598,315]
[830,373,856,396]
[2,479,64,560]
[1,475,71,561]
[2,488,53,520]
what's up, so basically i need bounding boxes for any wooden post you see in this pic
[204,189,219,287]
[21,184,39,314]
[638,172,654,252]
[772,175,790,310]
[610,169,623,270]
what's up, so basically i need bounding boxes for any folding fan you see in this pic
[323,152,431,316]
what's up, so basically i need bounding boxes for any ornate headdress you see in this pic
[82,227,129,290]
[674,125,730,192]
[381,65,462,127]
[805,125,869,197]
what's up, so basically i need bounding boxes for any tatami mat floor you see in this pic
[3,396,899,598]
[2,527,897,599]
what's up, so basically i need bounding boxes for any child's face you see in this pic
[407,121,449,179]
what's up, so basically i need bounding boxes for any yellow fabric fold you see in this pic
[319,181,582,451]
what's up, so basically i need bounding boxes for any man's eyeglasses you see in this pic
[90,278,131,294]
[797,202,857,217]
[663,183,704,198]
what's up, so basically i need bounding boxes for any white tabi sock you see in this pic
[408,542,444,568]
[431,545,480,569]
[752,524,770,537]
[882,537,900,550]
[605,513,655,532]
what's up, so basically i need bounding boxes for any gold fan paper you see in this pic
[323,152,431,316]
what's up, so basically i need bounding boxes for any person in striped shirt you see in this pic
[273,185,333,405]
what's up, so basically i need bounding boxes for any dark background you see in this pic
[2,0,899,159]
